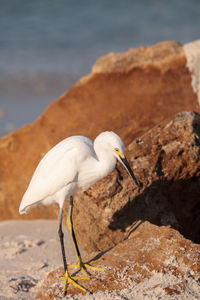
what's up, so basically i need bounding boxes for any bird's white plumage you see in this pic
[18,131,139,294]
[19,132,125,214]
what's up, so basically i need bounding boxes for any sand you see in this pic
[0,219,85,300]
[0,220,199,300]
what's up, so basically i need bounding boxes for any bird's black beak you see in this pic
[119,155,139,187]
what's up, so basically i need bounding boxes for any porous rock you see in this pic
[72,111,200,253]
[0,41,199,220]
[37,222,200,299]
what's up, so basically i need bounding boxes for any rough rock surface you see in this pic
[37,222,200,299]
[0,41,199,220]
[70,111,200,253]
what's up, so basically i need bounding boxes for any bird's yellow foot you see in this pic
[69,257,104,276]
[60,270,88,294]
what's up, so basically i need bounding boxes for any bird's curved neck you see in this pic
[94,147,117,179]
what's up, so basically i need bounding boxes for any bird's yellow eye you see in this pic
[114,148,125,158]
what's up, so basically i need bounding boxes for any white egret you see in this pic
[19,131,139,294]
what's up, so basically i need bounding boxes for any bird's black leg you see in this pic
[58,207,67,272]
[58,205,87,294]
[67,196,81,260]
[67,196,104,275]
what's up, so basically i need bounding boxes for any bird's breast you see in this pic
[77,156,116,192]
[77,170,100,191]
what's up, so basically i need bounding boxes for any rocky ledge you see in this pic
[38,223,200,299]
[72,111,200,253]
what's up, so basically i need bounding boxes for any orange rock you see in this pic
[37,222,200,299]
[0,41,199,220]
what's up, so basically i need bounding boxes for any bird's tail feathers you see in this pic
[19,203,31,214]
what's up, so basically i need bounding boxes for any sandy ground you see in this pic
[0,219,86,300]
[0,220,199,300]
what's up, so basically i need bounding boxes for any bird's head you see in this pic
[95,131,139,187]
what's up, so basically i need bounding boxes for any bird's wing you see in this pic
[20,136,93,211]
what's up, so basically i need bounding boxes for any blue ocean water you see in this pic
[0,0,200,136]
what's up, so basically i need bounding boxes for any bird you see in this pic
[19,131,139,294]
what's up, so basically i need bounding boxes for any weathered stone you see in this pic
[37,222,200,299]
[71,111,200,253]
[0,41,199,220]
